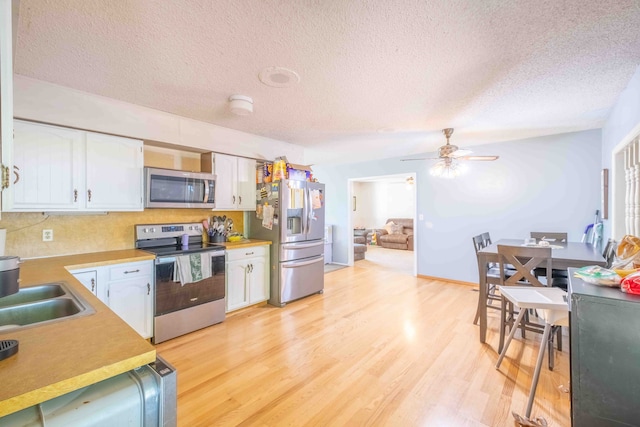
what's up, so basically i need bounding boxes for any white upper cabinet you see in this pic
[212,153,256,211]
[10,121,83,210]
[3,120,143,212]
[212,153,235,209]
[85,132,143,210]
[236,156,256,210]
[0,0,13,217]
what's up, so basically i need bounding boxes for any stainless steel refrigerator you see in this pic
[246,179,325,307]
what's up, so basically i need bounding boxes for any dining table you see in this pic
[475,238,607,343]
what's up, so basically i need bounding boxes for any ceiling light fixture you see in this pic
[429,158,466,179]
[259,67,300,88]
[228,95,254,116]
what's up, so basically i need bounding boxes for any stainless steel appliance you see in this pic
[1,355,177,426]
[246,179,325,306]
[144,167,216,209]
[135,223,225,344]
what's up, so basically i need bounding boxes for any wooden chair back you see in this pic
[530,232,567,242]
[498,245,552,287]
[472,234,486,254]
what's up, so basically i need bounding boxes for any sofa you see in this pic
[353,229,370,260]
[374,218,414,250]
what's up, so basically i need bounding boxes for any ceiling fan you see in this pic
[401,128,499,177]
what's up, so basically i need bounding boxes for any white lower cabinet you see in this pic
[225,245,270,312]
[107,276,153,340]
[69,260,154,339]
[69,269,99,297]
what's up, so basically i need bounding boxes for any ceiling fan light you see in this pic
[429,158,466,179]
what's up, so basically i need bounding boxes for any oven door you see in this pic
[155,251,225,316]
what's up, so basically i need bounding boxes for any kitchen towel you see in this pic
[173,253,212,286]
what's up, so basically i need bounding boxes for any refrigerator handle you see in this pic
[281,255,324,268]
[306,187,313,235]
[282,240,324,250]
[302,187,309,235]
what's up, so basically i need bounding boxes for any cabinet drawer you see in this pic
[108,261,153,281]
[226,245,268,262]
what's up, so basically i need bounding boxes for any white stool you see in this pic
[495,286,569,419]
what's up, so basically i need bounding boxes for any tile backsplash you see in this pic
[0,209,244,259]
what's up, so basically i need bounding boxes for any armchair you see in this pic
[374,218,414,250]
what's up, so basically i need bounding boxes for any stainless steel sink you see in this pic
[0,284,66,308]
[0,282,95,333]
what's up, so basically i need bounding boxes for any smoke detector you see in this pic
[228,95,254,116]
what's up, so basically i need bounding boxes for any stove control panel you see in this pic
[135,223,202,240]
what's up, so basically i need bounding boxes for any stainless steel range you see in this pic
[135,222,226,344]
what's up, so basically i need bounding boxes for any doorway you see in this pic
[348,173,417,276]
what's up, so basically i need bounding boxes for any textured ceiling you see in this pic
[12,0,640,164]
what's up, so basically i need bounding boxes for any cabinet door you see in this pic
[85,132,143,211]
[213,153,237,209]
[107,277,153,339]
[226,259,248,312]
[0,1,13,217]
[10,120,82,211]
[237,157,256,210]
[248,255,269,304]
[71,270,98,297]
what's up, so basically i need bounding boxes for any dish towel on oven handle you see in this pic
[173,253,212,286]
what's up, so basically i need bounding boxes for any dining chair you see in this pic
[529,232,568,242]
[473,233,503,325]
[602,238,617,268]
[495,286,569,419]
[530,231,570,286]
[496,244,563,361]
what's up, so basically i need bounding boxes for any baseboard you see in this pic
[417,274,478,287]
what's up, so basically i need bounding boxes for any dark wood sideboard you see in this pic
[568,270,640,426]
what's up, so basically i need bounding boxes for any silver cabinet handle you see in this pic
[147,283,151,295]
[124,269,140,274]
[74,189,78,202]
[13,165,19,184]
[233,195,236,204]
[239,196,242,204]
[87,189,92,202]
[91,278,95,292]
[245,252,254,256]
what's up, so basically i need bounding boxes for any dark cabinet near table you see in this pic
[569,274,640,426]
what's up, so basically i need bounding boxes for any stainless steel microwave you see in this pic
[144,167,216,208]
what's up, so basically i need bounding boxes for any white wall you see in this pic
[13,75,304,162]
[602,65,640,240]
[352,182,375,228]
[314,130,602,283]
[352,180,415,229]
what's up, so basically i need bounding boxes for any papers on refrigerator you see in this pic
[262,205,274,230]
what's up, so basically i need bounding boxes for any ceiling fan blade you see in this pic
[400,157,439,161]
[451,149,472,158]
[458,155,499,161]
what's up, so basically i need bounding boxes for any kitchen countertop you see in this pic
[215,239,272,250]
[0,249,157,418]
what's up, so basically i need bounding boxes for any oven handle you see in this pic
[156,251,224,264]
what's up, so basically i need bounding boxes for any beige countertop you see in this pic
[0,250,157,418]
[215,239,272,250]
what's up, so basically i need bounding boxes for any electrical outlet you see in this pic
[42,229,53,242]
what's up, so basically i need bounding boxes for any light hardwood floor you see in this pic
[156,255,570,426]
